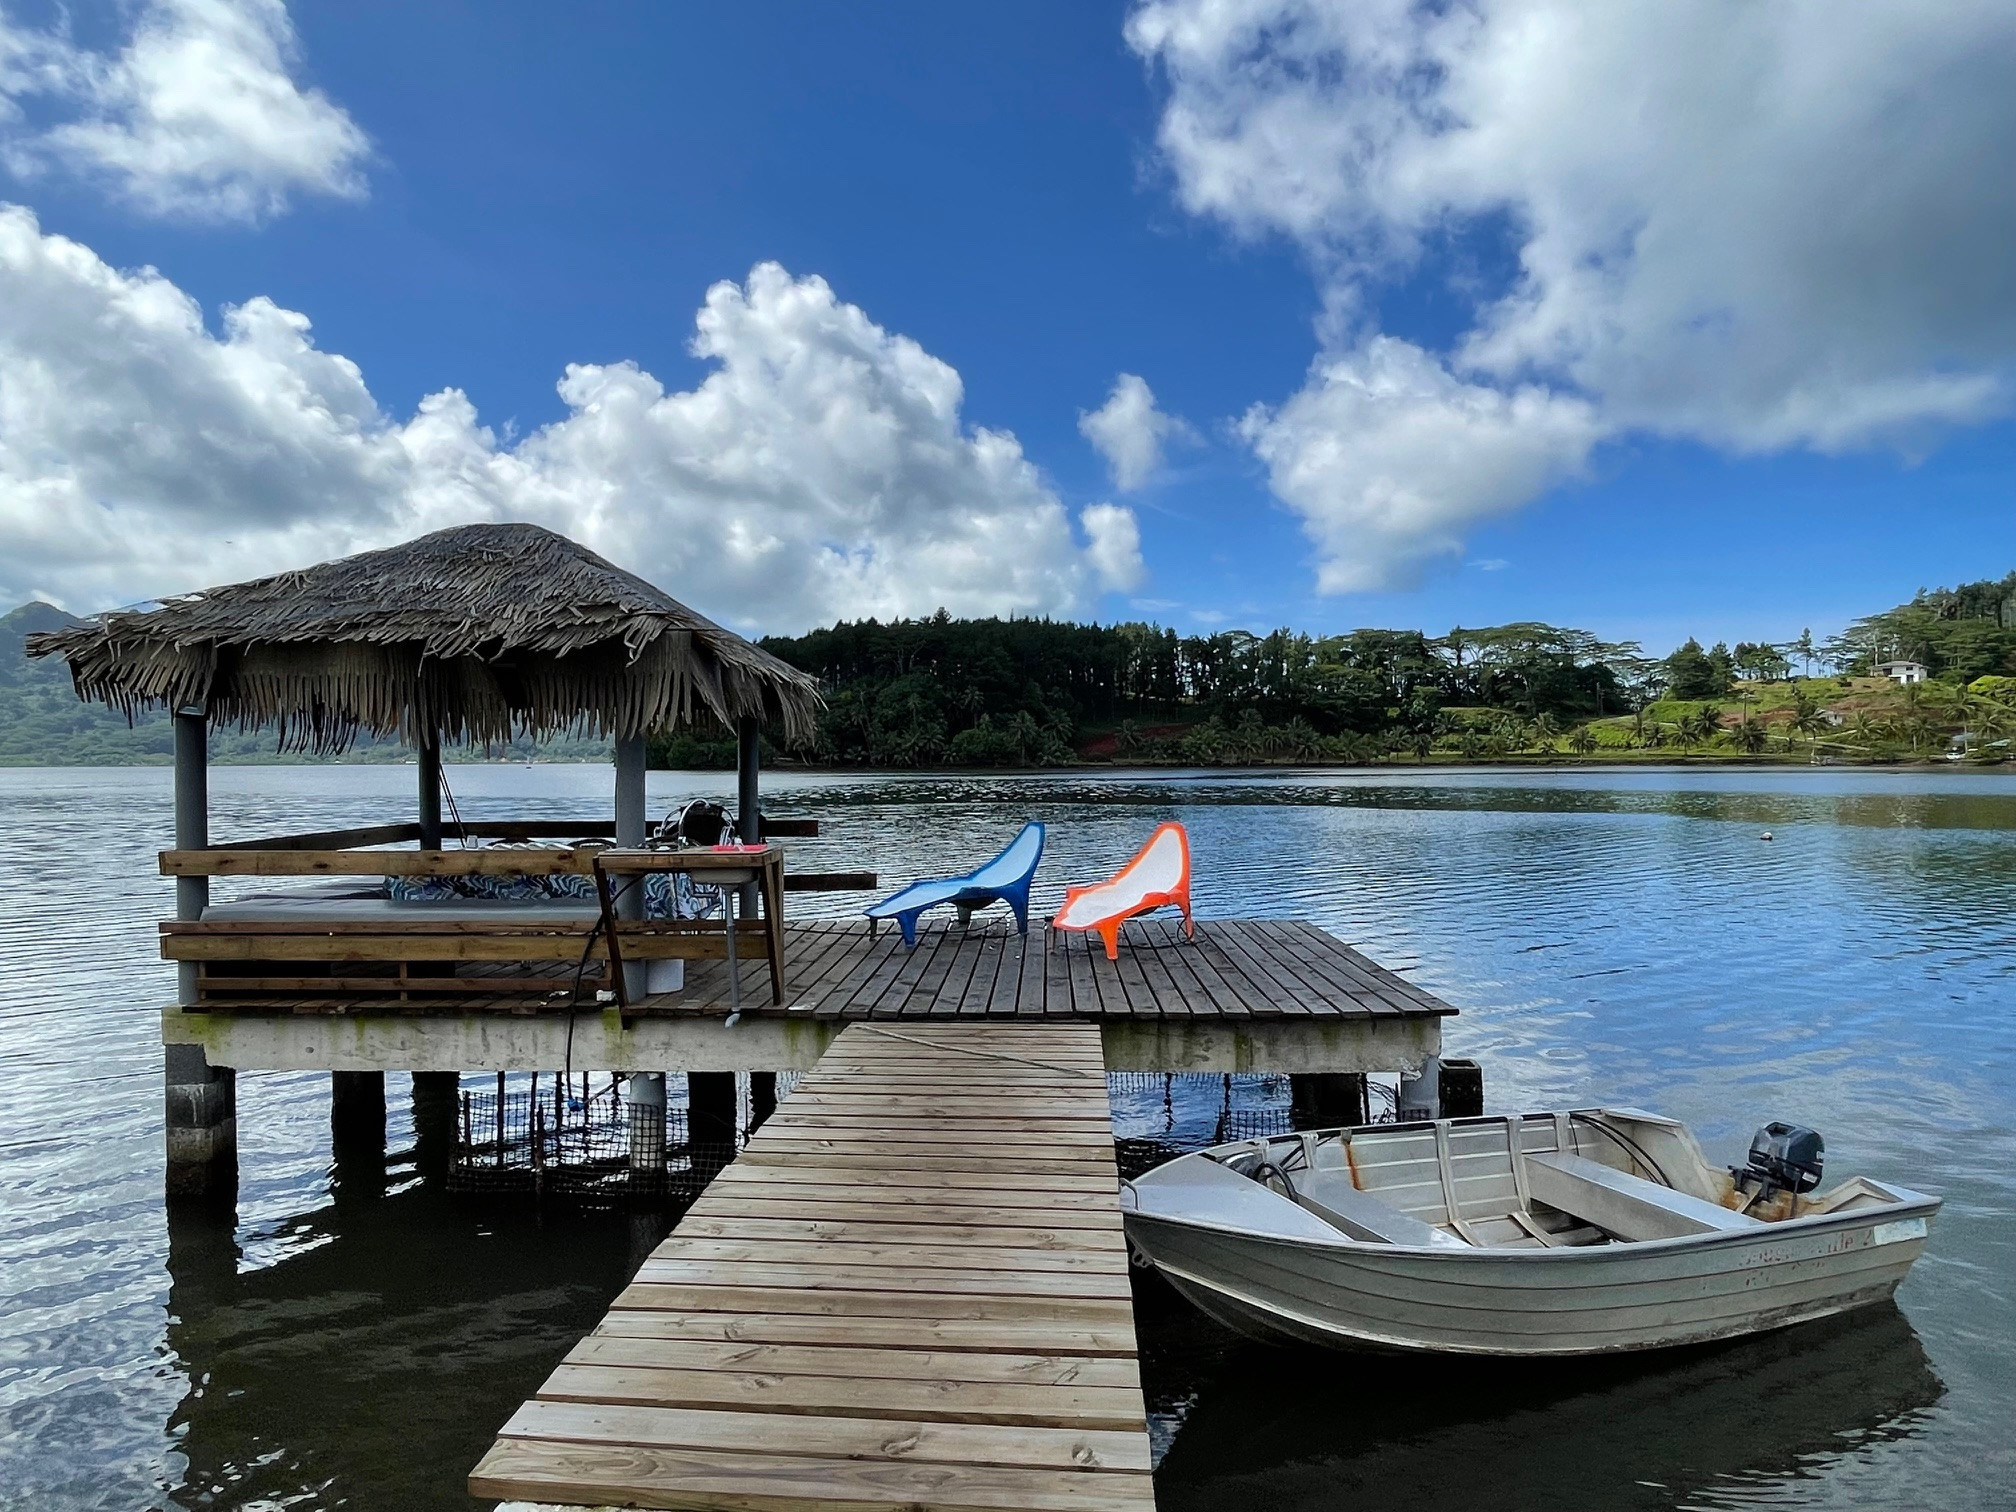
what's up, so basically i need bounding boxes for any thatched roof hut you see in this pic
[26,523,820,751]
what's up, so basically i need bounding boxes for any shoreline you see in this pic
[3,754,2007,775]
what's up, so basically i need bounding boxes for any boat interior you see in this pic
[1154,1109,1915,1251]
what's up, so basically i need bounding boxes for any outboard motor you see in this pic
[1741,1121,1825,1198]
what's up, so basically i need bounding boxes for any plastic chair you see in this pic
[1052,821,1193,960]
[865,821,1045,948]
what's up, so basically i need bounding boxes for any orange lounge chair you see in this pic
[1052,822,1193,960]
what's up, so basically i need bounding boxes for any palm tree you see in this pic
[1731,713,1769,754]
[1788,695,1830,744]
[1959,691,2014,743]
[1685,705,1724,747]
[1567,723,1598,755]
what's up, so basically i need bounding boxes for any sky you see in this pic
[0,0,2011,654]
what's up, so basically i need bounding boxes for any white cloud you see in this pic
[1078,372,1191,490]
[0,0,367,223]
[1078,502,1146,592]
[1240,336,1598,592]
[0,208,1141,625]
[1129,0,2016,585]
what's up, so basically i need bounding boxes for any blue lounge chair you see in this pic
[866,822,1045,948]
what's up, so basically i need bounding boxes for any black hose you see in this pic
[563,874,640,1085]
[1570,1113,1676,1188]
[1250,1160,1298,1200]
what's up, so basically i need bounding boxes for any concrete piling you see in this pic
[164,1042,237,1201]
[1290,1072,1369,1130]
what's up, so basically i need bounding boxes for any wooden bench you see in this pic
[1525,1153,1762,1242]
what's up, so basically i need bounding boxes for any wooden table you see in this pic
[592,845,787,1014]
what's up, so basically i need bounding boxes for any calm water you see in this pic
[1,764,2012,1510]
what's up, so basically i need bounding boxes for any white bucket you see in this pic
[645,958,685,994]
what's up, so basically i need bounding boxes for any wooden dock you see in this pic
[636,917,1456,1022]
[470,1022,1155,1512]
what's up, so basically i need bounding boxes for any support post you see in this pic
[687,1070,738,1181]
[330,1070,386,1146]
[167,710,232,1201]
[1289,1072,1368,1131]
[410,1070,460,1186]
[735,716,762,842]
[164,1042,236,1202]
[748,1071,777,1134]
[626,1071,667,1179]
[330,1070,387,1203]
[416,727,443,850]
[173,710,208,1006]
[615,735,649,999]
[735,716,762,916]
[1398,1055,1442,1122]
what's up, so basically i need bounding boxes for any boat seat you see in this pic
[1293,1170,1467,1248]
[1525,1153,1764,1242]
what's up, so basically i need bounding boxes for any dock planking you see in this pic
[661,917,1453,1023]
[471,1022,1156,1512]
[195,916,1456,1024]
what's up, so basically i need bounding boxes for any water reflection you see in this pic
[2,765,2010,1511]
[1148,1276,1942,1512]
[162,1153,645,1510]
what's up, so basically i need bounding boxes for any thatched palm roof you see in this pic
[25,523,821,751]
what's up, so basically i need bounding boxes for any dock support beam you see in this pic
[748,1071,777,1134]
[735,715,762,916]
[735,716,761,843]
[688,1071,737,1179]
[627,1072,667,1176]
[410,1070,460,1184]
[164,1042,236,1202]
[330,1070,386,1145]
[416,728,443,850]
[614,734,649,999]
[166,710,234,1201]
[1290,1072,1367,1130]
[173,710,208,1007]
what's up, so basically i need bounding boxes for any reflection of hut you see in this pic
[29,522,821,1195]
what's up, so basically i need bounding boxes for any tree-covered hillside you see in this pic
[1830,572,2016,682]
[1,602,610,765]
[654,615,1658,768]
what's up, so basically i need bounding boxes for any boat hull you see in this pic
[1126,1201,1935,1357]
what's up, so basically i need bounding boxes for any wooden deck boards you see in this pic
[184,916,1456,1023]
[470,1022,1155,1512]
[661,917,1452,1022]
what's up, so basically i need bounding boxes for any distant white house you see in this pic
[1875,659,1930,685]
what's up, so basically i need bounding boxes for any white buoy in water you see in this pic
[1761,831,1774,841]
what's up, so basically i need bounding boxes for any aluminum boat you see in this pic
[1121,1108,1937,1356]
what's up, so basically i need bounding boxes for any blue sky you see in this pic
[0,0,2011,654]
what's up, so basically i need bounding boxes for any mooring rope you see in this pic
[851,1024,1098,1078]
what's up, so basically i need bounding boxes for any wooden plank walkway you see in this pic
[470,1022,1155,1512]
[655,917,1456,1022]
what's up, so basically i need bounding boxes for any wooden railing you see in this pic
[165,816,873,892]
[160,817,875,1012]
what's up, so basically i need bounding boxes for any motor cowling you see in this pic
[1746,1121,1824,1195]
